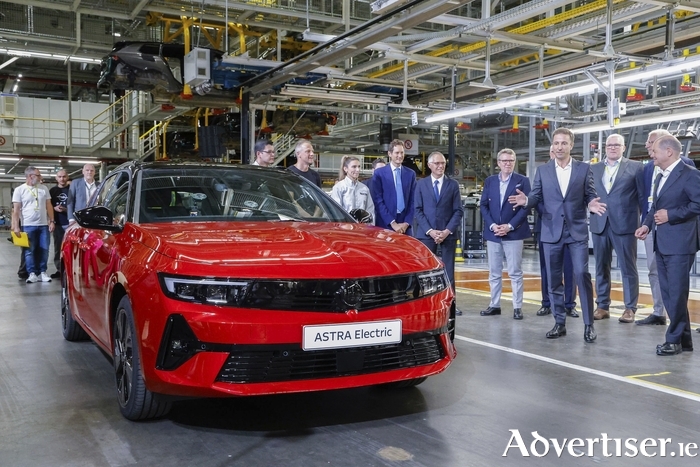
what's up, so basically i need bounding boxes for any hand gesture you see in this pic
[508,189,527,208]
[588,197,607,216]
[635,225,649,240]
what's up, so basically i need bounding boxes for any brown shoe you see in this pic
[619,309,635,323]
[593,308,610,320]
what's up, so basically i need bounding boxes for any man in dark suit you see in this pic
[589,134,645,323]
[479,149,531,320]
[635,135,700,356]
[415,151,464,298]
[510,128,606,342]
[67,163,98,224]
[636,129,694,326]
[536,146,577,318]
[371,139,416,235]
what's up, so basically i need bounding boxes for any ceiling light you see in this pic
[571,108,700,134]
[0,157,20,161]
[68,159,101,165]
[280,85,394,105]
[426,55,700,124]
[0,56,20,71]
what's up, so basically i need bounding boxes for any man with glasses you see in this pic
[252,139,276,167]
[479,149,531,320]
[11,166,56,283]
[49,169,70,278]
[510,128,606,342]
[589,134,645,323]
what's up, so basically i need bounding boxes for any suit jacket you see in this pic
[414,175,463,239]
[589,158,645,235]
[525,158,598,243]
[644,161,700,255]
[480,172,531,242]
[641,155,694,222]
[371,164,417,230]
[67,178,94,222]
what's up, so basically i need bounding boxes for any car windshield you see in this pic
[137,166,353,223]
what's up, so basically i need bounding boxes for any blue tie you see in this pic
[434,179,440,202]
[394,167,405,213]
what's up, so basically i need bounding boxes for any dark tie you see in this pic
[394,168,405,213]
[434,179,440,202]
[653,172,663,203]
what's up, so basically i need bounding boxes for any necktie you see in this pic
[434,179,440,202]
[395,168,405,213]
[653,172,663,202]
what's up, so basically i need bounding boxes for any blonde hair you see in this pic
[338,155,361,181]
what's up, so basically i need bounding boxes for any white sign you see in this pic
[302,319,402,350]
[399,133,419,155]
[411,111,418,126]
[0,134,13,152]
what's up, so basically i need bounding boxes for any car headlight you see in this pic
[160,275,251,306]
[416,269,448,297]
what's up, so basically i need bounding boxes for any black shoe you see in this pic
[480,307,501,316]
[636,314,667,325]
[696,328,700,333]
[584,324,597,343]
[18,273,28,280]
[656,342,682,356]
[50,271,61,279]
[682,344,694,352]
[536,306,551,316]
[455,307,463,316]
[546,324,567,339]
[513,308,523,320]
[566,307,580,318]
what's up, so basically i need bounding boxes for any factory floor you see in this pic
[1,239,698,467]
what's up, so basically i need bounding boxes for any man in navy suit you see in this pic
[415,151,463,292]
[510,128,606,342]
[479,149,531,320]
[67,163,98,224]
[636,129,694,326]
[589,134,645,324]
[536,146,577,318]
[371,139,416,235]
[635,135,700,356]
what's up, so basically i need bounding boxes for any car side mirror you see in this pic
[349,208,373,224]
[74,206,123,233]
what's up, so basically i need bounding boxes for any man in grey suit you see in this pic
[590,134,645,324]
[414,151,464,298]
[67,164,98,224]
[635,135,700,356]
[510,128,606,342]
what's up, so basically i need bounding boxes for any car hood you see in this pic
[135,222,440,278]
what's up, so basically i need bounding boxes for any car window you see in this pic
[106,182,131,226]
[94,171,130,208]
[136,166,353,224]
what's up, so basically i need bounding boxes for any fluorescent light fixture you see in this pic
[426,55,700,123]
[0,49,101,63]
[571,108,700,134]
[280,85,394,105]
[14,176,26,180]
[12,84,18,92]
[0,157,20,161]
[0,56,20,71]
[68,159,101,165]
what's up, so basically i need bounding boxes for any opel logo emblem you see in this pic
[341,282,363,308]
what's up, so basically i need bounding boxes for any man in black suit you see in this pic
[510,128,606,342]
[589,134,645,323]
[414,151,464,300]
[635,135,700,356]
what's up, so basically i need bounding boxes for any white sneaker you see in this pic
[26,273,39,283]
[39,272,52,283]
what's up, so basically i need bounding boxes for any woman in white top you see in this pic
[330,156,375,225]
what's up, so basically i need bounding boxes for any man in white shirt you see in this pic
[252,140,276,167]
[12,166,56,283]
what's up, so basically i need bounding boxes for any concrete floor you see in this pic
[1,238,699,467]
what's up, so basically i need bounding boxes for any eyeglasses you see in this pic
[498,159,516,164]
[605,144,623,149]
[261,150,276,154]
[430,162,446,166]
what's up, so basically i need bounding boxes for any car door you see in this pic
[75,171,131,347]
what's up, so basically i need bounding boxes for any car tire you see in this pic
[378,377,428,389]
[61,269,89,341]
[113,296,172,421]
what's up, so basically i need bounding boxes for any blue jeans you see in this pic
[23,225,50,275]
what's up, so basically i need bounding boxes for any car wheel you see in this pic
[113,296,172,421]
[379,377,428,389]
[61,269,89,341]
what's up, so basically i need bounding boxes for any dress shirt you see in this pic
[555,157,573,197]
[431,175,445,196]
[657,158,682,194]
[603,159,620,193]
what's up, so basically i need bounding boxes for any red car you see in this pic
[62,162,456,420]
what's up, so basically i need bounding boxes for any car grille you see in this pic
[216,332,445,384]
